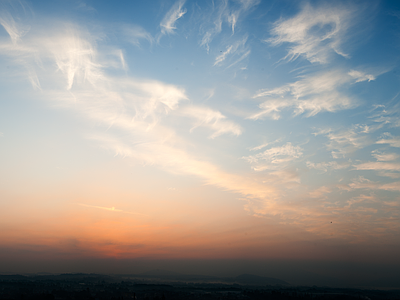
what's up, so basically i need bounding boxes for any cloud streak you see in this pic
[268,3,353,63]
[181,105,242,138]
[213,35,249,67]
[199,0,259,53]
[251,69,369,119]
[78,203,147,215]
[377,135,400,148]
[0,16,279,218]
[160,0,186,36]
[122,24,153,47]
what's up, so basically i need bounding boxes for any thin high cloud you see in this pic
[0,12,22,44]
[92,133,279,209]
[199,1,226,53]
[180,105,242,138]
[371,150,399,162]
[122,24,153,47]
[321,127,371,158]
[309,123,375,159]
[377,135,400,148]
[199,0,259,53]
[306,161,350,173]
[268,2,354,64]
[309,186,331,199]
[243,142,304,185]
[213,35,250,68]
[348,70,375,82]
[75,1,96,12]
[244,142,303,171]
[368,99,400,127]
[78,203,147,215]
[159,0,186,37]
[251,69,375,119]
[0,15,279,215]
[0,0,32,46]
[344,176,400,192]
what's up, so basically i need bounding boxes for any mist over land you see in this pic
[1,259,399,289]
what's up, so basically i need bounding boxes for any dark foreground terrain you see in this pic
[0,273,399,300]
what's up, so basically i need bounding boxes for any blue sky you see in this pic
[0,0,400,284]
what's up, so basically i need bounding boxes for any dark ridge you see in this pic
[0,274,399,300]
[0,275,28,281]
[234,274,289,285]
[139,269,183,276]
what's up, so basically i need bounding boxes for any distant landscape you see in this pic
[1,272,399,300]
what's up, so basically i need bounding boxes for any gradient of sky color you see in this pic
[1,0,400,285]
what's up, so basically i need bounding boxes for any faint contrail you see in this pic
[77,203,148,216]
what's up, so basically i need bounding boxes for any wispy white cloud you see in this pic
[371,150,399,161]
[377,172,400,179]
[75,1,96,12]
[324,128,370,158]
[199,0,228,53]
[348,69,375,82]
[250,138,282,152]
[344,176,400,193]
[345,176,378,191]
[244,142,303,171]
[226,0,260,34]
[250,98,291,120]
[227,12,237,34]
[226,49,250,69]
[250,142,269,151]
[380,182,400,192]
[160,0,186,36]
[214,45,233,66]
[213,35,249,67]
[345,194,376,209]
[268,3,353,63]
[0,11,30,44]
[181,105,242,138]
[309,186,331,198]
[93,133,278,203]
[354,162,400,172]
[251,69,364,119]
[50,31,100,90]
[238,0,260,11]
[295,91,353,117]
[377,135,400,148]
[0,16,281,216]
[122,24,153,47]
[369,103,400,128]
[199,0,259,52]
[307,160,350,172]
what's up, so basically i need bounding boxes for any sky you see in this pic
[1,0,400,287]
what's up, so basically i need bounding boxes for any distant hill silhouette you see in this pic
[0,275,28,280]
[140,269,182,277]
[234,274,288,285]
[0,271,289,286]
[132,269,288,286]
